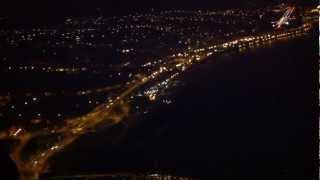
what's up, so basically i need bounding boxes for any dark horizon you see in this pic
[0,0,317,25]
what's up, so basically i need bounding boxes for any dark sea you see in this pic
[47,31,318,180]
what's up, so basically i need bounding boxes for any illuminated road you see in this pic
[276,6,296,29]
[0,23,313,179]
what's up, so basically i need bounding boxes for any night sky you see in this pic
[0,0,317,25]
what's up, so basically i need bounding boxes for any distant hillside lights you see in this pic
[121,48,134,54]
[6,65,88,73]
